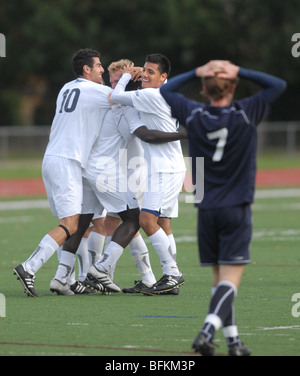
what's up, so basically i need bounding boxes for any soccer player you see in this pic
[13,49,112,296]
[160,60,287,355]
[83,58,187,293]
[110,53,186,295]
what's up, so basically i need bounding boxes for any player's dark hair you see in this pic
[125,80,142,91]
[145,53,171,77]
[72,48,101,77]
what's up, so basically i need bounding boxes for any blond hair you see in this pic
[202,76,238,101]
[107,59,134,74]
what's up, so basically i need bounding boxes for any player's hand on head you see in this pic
[196,60,225,78]
[216,61,240,80]
[130,67,143,82]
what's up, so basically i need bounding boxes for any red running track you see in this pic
[0,169,300,198]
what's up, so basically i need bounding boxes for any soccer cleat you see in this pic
[70,280,94,294]
[83,274,111,295]
[192,332,216,356]
[87,265,121,292]
[141,274,184,295]
[50,279,75,296]
[13,263,38,297]
[160,287,180,295]
[228,343,251,356]
[122,280,153,294]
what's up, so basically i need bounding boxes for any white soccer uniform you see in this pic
[111,73,186,218]
[42,78,112,218]
[82,104,144,215]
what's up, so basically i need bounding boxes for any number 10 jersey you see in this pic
[45,78,112,169]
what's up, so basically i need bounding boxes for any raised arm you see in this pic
[161,60,287,104]
[209,60,287,103]
[237,67,287,103]
[110,73,134,106]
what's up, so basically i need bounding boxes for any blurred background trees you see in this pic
[0,0,299,126]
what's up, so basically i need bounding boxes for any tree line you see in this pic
[0,0,299,125]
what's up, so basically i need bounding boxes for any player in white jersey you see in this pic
[13,49,112,297]
[83,59,187,293]
[110,53,186,295]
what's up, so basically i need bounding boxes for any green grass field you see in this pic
[0,189,300,357]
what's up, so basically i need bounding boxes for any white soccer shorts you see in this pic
[141,171,185,218]
[42,156,84,219]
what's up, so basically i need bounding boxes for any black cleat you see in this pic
[122,280,153,294]
[13,263,38,297]
[83,274,112,295]
[160,287,180,295]
[70,280,95,294]
[141,274,184,295]
[192,332,216,356]
[228,344,251,356]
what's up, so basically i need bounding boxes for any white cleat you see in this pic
[88,265,121,292]
[50,279,75,296]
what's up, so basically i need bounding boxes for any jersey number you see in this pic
[59,88,80,113]
[207,128,228,162]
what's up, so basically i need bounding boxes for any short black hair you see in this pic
[145,53,171,76]
[125,80,142,91]
[72,48,101,77]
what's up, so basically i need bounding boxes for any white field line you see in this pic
[1,189,300,211]
[0,199,49,211]
[181,188,300,204]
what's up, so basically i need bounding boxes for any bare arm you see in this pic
[134,126,187,144]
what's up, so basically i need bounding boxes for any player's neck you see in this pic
[210,94,233,107]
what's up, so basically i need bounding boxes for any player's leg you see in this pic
[88,207,140,292]
[76,226,92,283]
[122,231,157,293]
[104,214,156,292]
[87,215,106,265]
[50,213,94,295]
[193,205,252,356]
[14,156,83,297]
[77,214,107,283]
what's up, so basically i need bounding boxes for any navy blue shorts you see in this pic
[197,204,252,266]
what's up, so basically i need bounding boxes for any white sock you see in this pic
[130,234,156,286]
[94,241,124,274]
[57,245,62,262]
[149,228,179,276]
[168,233,177,261]
[67,267,76,285]
[25,234,58,275]
[54,250,76,284]
[88,231,106,266]
[77,238,89,282]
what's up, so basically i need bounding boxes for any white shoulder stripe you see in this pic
[186,106,250,126]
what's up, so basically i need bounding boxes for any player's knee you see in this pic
[59,220,79,238]
[139,211,155,233]
[104,216,121,236]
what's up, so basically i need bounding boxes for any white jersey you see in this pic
[111,73,186,174]
[83,104,145,193]
[45,78,112,169]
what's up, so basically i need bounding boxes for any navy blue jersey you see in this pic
[160,68,287,209]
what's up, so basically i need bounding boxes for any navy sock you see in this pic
[202,281,237,342]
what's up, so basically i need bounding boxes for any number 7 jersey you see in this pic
[172,93,269,209]
[45,78,112,169]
